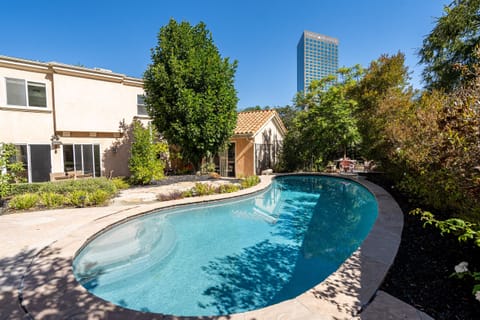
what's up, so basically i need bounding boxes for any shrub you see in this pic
[38,178,117,196]
[410,209,480,300]
[241,175,260,188]
[8,183,43,197]
[217,184,240,194]
[193,183,216,196]
[40,192,66,208]
[181,189,194,198]
[8,193,40,210]
[88,190,110,206]
[6,178,117,211]
[201,161,216,174]
[111,177,130,190]
[129,121,168,185]
[0,143,26,199]
[68,190,89,208]
[72,178,117,195]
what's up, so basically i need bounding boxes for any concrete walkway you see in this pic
[0,175,434,320]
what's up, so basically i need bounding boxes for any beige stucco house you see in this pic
[0,55,286,181]
[0,55,147,182]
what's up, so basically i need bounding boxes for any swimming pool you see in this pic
[73,175,378,316]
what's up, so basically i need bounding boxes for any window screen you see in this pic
[74,145,83,171]
[94,144,101,177]
[30,145,51,182]
[63,145,75,172]
[83,145,94,175]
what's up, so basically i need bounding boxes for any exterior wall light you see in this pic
[50,134,62,152]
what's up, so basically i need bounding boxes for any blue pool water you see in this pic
[73,175,378,316]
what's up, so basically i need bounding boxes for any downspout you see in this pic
[252,137,256,176]
[49,66,58,137]
[49,66,60,179]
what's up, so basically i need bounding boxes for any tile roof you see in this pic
[234,109,283,136]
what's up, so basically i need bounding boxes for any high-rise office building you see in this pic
[297,30,339,92]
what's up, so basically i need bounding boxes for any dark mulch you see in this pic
[366,174,480,320]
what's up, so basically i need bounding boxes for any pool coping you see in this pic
[20,173,403,320]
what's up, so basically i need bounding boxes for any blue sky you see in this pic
[1,0,450,109]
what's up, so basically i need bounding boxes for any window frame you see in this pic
[5,77,48,109]
[63,144,101,177]
[137,94,148,116]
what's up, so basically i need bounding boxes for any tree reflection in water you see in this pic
[199,240,298,314]
[200,175,376,314]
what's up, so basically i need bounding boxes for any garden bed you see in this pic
[368,174,480,319]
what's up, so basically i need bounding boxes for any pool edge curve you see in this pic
[20,174,403,320]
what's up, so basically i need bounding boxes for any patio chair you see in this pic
[364,160,376,172]
[340,159,354,173]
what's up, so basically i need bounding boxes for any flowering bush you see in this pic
[411,209,480,302]
[455,261,469,273]
[451,261,480,302]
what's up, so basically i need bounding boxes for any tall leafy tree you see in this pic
[352,52,413,162]
[144,19,238,170]
[419,0,480,91]
[282,67,361,171]
[392,51,480,222]
[273,105,298,130]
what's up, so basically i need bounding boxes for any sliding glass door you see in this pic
[63,144,101,177]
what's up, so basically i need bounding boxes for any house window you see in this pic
[6,78,47,107]
[137,94,148,116]
[12,144,51,182]
[10,145,28,182]
[63,144,101,177]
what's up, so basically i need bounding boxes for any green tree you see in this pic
[128,121,168,185]
[352,52,413,163]
[0,143,25,199]
[242,105,298,130]
[273,105,297,130]
[242,105,264,112]
[394,71,480,222]
[419,0,480,91]
[282,67,361,171]
[143,19,238,171]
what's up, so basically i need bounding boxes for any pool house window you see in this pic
[6,78,47,108]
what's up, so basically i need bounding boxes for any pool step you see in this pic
[74,219,177,287]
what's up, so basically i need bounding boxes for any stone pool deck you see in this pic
[0,174,434,320]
